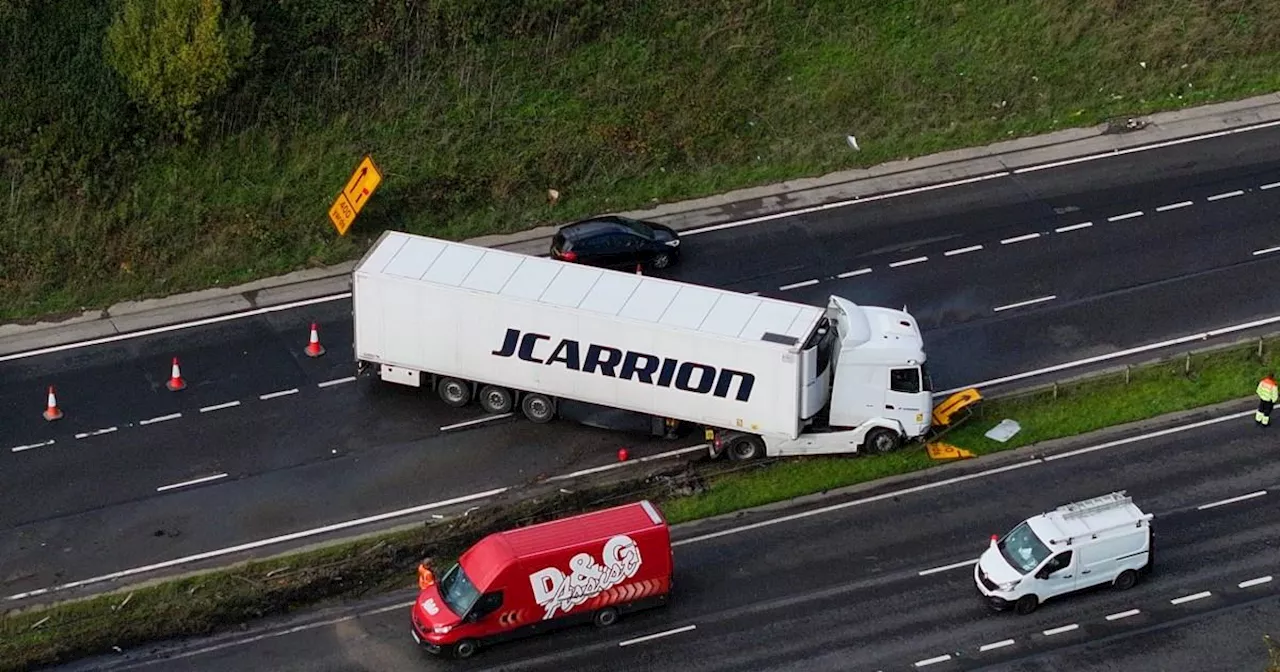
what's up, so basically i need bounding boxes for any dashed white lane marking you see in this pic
[1055,222,1092,233]
[1262,180,1280,190]
[1239,576,1273,589]
[993,295,1057,312]
[1170,591,1212,605]
[10,439,55,453]
[945,244,984,256]
[259,388,299,401]
[139,413,182,426]
[918,558,978,576]
[914,654,953,668]
[1252,246,1280,256]
[1106,609,1141,621]
[200,400,241,413]
[618,624,697,647]
[550,444,709,481]
[1197,490,1266,510]
[1207,190,1244,201]
[837,267,872,278]
[156,473,228,493]
[439,414,514,432]
[317,376,356,388]
[74,427,118,439]
[779,279,820,291]
[979,639,1015,652]
[1001,233,1040,245]
[1108,210,1144,222]
[890,256,929,268]
[1156,201,1194,212]
[1043,624,1079,636]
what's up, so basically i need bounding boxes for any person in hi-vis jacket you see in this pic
[1256,373,1278,427]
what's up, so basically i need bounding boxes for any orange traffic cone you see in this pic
[43,385,62,421]
[305,322,326,358]
[635,263,643,275]
[166,357,187,391]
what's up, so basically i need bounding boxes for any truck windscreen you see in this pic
[437,563,481,617]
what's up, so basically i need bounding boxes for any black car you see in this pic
[550,216,681,271]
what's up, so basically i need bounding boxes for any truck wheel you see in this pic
[521,393,556,423]
[1014,594,1039,615]
[478,385,513,414]
[652,252,672,269]
[593,607,619,628]
[727,435,763,461]
[437,377,472,407]
[1113,569,1138,591]
[864,428,900,454]
[451,639,479,659]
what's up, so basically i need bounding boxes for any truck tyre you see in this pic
[593,607,619,628]
[864,428,901,454]
[1014,594,1039,615]
[478,385,513,414]
[652,252,672,269]
[451,639,479,659]
[1113,569,1138,591]
[727,435,764,461]
[521,393,556,424]
[437,377,472,407]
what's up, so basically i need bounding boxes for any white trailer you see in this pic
[352,230,935,459]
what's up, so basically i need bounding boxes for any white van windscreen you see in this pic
[999,522,1052,573]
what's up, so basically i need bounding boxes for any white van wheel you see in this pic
[437,377,472,407]
[864,428,900,454]
[1113,569,1138,591]
[1014,594,1039,615]
[593,607,619,628]
[478,385,513,414]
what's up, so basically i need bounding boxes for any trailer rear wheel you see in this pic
[478,385,513,414]
[727,435,764,461]
[437,377,472,407]
[521,393,556,424]
[864,428,900,454]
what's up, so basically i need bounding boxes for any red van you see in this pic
[410,500,673,659]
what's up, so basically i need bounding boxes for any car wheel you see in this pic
[478,385,513,414]
[593,607,619,628]
[727,435,764,461]
[452,639,479,659]
[1113,569,1138,591]
[652,252,672,269]
[437,377,472,407]
[864,428,901,454]
[1014,594,1039,615]
[521,393,556,424]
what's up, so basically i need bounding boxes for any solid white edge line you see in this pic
[439,413,513,432]
[619,624,697,647]
[979,639,1015,652]
[914,654,953,667]
[139,412,182,426]
[1155,201,1194,212]
[890,256,929,268]
[1239,576,1273,588]
[918,558,978,576]
[1108,211,1144,222]
[779,279,820,291]
[5,486,511,601]
[1207,190,1245,201]
[1170,591,1212,605]
[1261,181,1280,190]
[1001,233,1041,244]
[200,400,241,413]
[1046,411,1249,461]
[993,295,1057,312]
[1043,624,1079,636]
[1252,246,1280,256]
[259,388,299,400]
[1012,118,1280,174]
[156,473,228,493]
[549,445,709,481]
[1196,490,1267,510]
[1055,222,1093,233]
[10,439,55,453]
[318,376,356,388]
[1106,609,1141,621]
[837,268,872,278]
[944,245,984,256]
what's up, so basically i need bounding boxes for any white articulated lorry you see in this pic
[352,230,937,459]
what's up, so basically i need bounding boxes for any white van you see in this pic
[974,491,1153,614]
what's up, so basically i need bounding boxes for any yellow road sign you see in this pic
[328,192,357,236]
[342,155,383,215]
[926,443,975,461]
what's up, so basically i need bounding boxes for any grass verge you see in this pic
[4,335,1279,670]
[5,1,1280,320]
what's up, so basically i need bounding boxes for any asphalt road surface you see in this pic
[5,125,1280,601]
[69,412,1279,672]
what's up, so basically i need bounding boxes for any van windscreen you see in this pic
[438,562,481,617]
[998,521,1051,573]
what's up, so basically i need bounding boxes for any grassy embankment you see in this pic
[5,1,1280,320]
[5,336,1280,670]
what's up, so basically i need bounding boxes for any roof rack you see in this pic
[1052,491,1132,519]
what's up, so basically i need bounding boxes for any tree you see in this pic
[103,0,253,140]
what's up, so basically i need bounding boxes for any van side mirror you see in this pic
[1035,568,1050,580]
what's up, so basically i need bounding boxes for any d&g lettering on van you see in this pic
[528,534,644,620]
[491,328,756,402]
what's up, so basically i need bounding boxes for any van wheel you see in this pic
[521,393,556,423]
[864,428,901,454]
[478,385,513,414]
[652,252,672,269]
[1014,594,1039,615]
[593,607,619,628]
[727,435,764,461]
[1113,569,1138,591]
[437,377,472,407]
[452,639,479,659]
